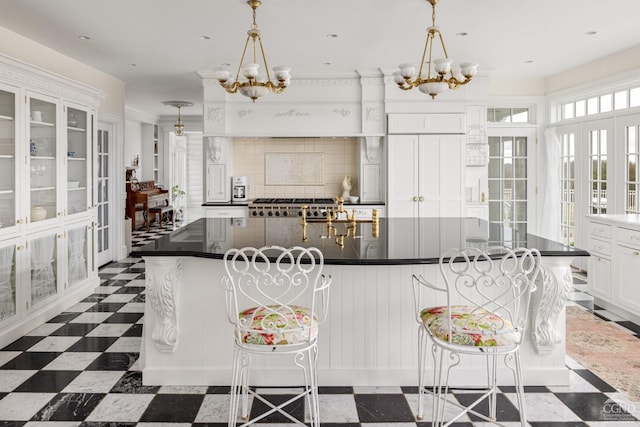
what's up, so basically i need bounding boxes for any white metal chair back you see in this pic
[221,245,330,348]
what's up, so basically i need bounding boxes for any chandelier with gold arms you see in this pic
[162,101,193,136]
[213,0,291,102]
[394,0,478,99]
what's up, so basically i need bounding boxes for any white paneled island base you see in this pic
[139,253,578,388]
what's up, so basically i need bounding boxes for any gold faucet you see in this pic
[328,197,356,223]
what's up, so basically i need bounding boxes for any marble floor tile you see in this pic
[97,268,128,274]
[117,302,145,313]
[139,394,205,423]
[69,312,113,324]
[353,386,404,394]
[105,337,141,353]
[102,312,143,324]
[193,394,231,423]
[355,393,415,422]
[547,370,601,394]
[50,323,99,337]
[0,369,36,392]
[32,392,105,421]
[0,350,21,366]
[99,293,137,303]
[0,392,57,420]
[85,323,132,337]
[23,421,81,427]
[42,352,101,371]
[404,392,472,423]
[27,336,82,352]
[25,322,64,336]
[84,393,155,422]
[508,391,582,422]
[314,394,360,423]
[158,385,209,394]
[65,336,119,353]
[62,370,125,393]
[110,273,142,281]
[14,370,81,392]
[94,286,119,294]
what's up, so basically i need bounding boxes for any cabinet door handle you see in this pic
[418,196,424,202]
[413,196,418,202]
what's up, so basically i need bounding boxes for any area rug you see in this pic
[566,306,640,401]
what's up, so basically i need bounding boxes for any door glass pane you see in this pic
[0,89,16,228]
[29,97,57,223]
[68,226,87,286]
[30,234,57,305]
[0,244,16,321]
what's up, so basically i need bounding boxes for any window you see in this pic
[589,129,607,214]
[560,133,576,246]
[488,136,528,235]
[487,108,530,124]
[626,125,639,213]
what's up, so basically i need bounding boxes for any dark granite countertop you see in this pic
[132,217,589,265]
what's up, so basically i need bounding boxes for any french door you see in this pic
[96,122,113,266]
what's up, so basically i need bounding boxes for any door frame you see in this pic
[97,114,125,264]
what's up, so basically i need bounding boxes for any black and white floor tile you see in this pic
[1,250,639,425]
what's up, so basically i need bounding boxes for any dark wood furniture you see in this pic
[126,180,169,231]
[148,205,174,229]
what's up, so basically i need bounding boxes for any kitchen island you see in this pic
[134,217,588,387]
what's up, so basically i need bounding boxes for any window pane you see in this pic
[514,202,527,221]
[587,97,599,115]
[488,179,501,198]
[514,137,527,156]
[489,201,501,220]
[563,103,574,119]
[486,108,495,122]
[575,100,586,117]
[514,159,527,178]
[512,108,529,123]
[600,94,613,112]
[631,88,640,107]
[494,108,512,123]
[514,180,526,200]
[615,90,628,110]
[489,137,501,156]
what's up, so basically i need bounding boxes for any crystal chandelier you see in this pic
[213,0,291,102]
[162,101,193,136]
[394,0,478,99]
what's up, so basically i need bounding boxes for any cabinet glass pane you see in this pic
[0,89,16,228]
[30,234,58,305]
[67,107,88,215]
[29,97,57,223]
[0,244,17,321]
[68,226,88,286]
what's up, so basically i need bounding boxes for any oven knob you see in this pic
[313,211,319,217]
[322,211,327,217]
[268,211,273,216]
[283,211,288,217]
[275,211,280,216]
[259,211,265,216]
[298,211,303,216]
[251,211,258,217]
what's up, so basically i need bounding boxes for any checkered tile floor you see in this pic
[1,259,639,425]
[131,220,182,249]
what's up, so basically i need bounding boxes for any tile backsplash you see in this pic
[233,137,358,198]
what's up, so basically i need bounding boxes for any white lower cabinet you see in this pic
[587,215,640,320]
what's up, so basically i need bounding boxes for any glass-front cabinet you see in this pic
[0,56,101,345]
[0,85,19,234]
[28,93,59,225]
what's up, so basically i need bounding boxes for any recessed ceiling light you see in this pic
[78,35,91,40]
[323,62,332,66]
[326,34,338,39]
[585,30,598,36]
[456,32,468,37]
[524,60,534,64]
[127,63,137,67]
[200,35,211,40]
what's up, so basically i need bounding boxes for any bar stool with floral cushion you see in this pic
[411,246,540,426]
[221,245,332,427]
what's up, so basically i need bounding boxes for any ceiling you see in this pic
[1,0,639,117]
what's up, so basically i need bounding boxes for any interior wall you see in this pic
[0,26,125,117]
[232,137,358,199]
[124,119,143,177]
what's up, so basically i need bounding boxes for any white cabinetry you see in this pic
[142,123,160,183]
[387,134,464,218]
[587,215,640,322]
[0,55,101,347]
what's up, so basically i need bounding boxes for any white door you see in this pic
[387,135,420,217]
[96,122,113,266]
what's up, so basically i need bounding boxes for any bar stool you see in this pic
[411,246,540,426]
[221,246,332,427]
